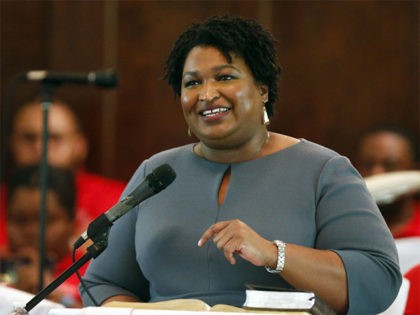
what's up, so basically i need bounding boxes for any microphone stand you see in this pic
[20,228,110,313]
[38,82,58,292]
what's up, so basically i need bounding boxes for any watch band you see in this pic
[265,240,286,273]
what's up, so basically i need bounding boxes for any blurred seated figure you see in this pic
[0,99,126,252]
[1,164,86,307]
[356,126,419,238]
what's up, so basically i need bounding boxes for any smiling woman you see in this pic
[80,14,401,314]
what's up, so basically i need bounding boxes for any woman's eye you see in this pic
[184,80,199,88]
[218,74,234,81]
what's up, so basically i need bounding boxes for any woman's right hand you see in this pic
[198,219,277,268]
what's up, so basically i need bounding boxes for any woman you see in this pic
[80,15,401,314]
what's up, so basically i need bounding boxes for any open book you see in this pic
[104,300,310,313]
[104,294,333,314]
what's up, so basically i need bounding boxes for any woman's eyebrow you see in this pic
[183,64,240,79]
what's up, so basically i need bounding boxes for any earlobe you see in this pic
[259,85,269,102]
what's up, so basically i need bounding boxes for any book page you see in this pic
[210,304,246,312]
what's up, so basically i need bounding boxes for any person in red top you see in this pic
[394,202,420,239]
[355,125,419,238]
[0,99,126,252]
[3,164,86,307]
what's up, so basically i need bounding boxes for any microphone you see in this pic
[22,69,118,88]
[74,164,176,248]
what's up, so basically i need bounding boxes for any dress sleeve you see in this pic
[315,156,402,314]
[79,162,150,305]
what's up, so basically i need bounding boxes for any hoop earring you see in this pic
[263,106,270,126]
[188,126,193,137]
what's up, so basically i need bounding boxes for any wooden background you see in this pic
[1,0,418,182]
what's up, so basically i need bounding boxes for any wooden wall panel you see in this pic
[45,1,110,177]
[1,0,52,182]
[269,1,419,159]
[0,0,113,179]
[1,0,418,183]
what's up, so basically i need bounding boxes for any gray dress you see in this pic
[80,139,401,314]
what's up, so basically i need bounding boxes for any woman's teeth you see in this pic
[201,107,229,116]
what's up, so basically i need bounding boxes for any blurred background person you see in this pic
[1,164,86,307]
[356,125,418,177]
[0,99,126,253]
[355,125,419,238]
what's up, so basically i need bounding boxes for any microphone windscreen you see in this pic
[149,164,176,192]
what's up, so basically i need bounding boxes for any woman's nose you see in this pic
[199,82,220,102]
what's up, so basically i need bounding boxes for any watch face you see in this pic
[265,265,281,274]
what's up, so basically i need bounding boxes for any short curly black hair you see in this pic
[163,14,281,117]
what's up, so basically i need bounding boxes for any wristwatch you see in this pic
[265,240,286,273]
